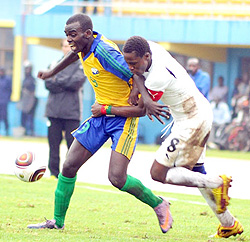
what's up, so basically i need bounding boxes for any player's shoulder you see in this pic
[99,35,121,52]
[148,40,164,52]
[148,41,170,53]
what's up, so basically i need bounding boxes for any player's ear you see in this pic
[84,29,92,38]
[144,52,151,60]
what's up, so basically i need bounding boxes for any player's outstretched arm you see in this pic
[133,74,170,124]
[37,51,79,80]
[91,98,146,118]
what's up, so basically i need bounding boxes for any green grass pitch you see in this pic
[0,174,249,242]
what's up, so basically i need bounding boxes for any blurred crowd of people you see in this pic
[156,57,250,152]
[208,73,250,151]
[186,57,250,152]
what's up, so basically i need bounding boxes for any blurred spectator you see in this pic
[211,98,231,125]
[44,39,86,179]
[209,76,228,102]
[232,92,249,124]
[82,0,98,14]
[19,61,38,136]
[219,93,249,151]
[0,67,12,136]
[208,98,231,148]
[212,83,250,151]
[187,57,211,100]
[232,77,241,97]
[231,73,250,120]
[238,72,250,97]
[231,77,242,119]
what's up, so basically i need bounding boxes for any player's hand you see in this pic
[37,70,53,80]
[91,102,103,117]
[128,85,140,106]
[144,100,171,125]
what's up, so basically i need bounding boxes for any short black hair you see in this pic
[123,36,151,58]
[66,13,93,32]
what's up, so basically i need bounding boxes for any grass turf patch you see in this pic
[0,174,249,242]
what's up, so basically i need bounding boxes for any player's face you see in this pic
[124,51,151,76]
[64,21,92,54]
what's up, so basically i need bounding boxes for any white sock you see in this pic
[165,167,222,188]
[199,188,235,227]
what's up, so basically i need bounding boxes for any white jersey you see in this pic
[143,41,212,123]
[143,41,213,169]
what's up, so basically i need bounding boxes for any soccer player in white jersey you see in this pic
[121,36,243,238]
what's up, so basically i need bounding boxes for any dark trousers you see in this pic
[21,112,34,135]
[21,98,37,136]
[48,117,80,178]
[0,103,9,135]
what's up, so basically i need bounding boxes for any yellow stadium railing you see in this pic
[111,0,250,18]
[22,0,250,19]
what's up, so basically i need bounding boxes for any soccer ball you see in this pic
[14,151,46,182]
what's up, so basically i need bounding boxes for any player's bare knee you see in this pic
[62,160,77,178]
[150,166,165,183]
[108,173,126,189]
[150,170,165,183]
[150,161,168,183]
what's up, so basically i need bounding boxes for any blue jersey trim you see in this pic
[95,43,132,81]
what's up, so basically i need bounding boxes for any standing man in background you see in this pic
[187,57,211,101]
[0,67,12,136]
[44,39,86,179]
[19,61,37,136]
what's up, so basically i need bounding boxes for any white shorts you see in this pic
[155,115,212,169]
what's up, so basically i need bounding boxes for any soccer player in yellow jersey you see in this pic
[27,13,173,233]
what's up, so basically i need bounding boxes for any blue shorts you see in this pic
[72,116,139,160]
[192,163,207,174]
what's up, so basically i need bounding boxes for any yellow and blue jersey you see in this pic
[78,31,133,106]
[73,31,139,160]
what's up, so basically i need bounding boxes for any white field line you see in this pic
[75,185,207,206]
[0,175,207,206]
